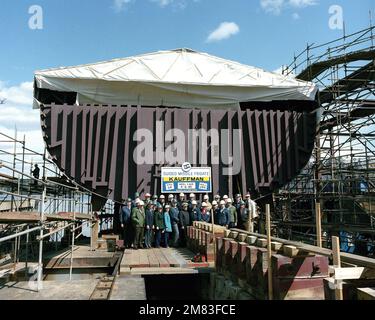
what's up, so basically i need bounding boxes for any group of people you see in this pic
[119,192,258,250]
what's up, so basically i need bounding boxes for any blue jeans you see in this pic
[163,231,170,248]
[171,224,179,247]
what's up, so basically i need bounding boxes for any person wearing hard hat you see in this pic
[154,204,165,248]
[222,195,229,204]
[163,205,173,248]
[244,193,258,232]
[152,195,159,206]
[144,201,154,248]
[170,200,180,247]
[189,200,202,222]
[234,194,242,210]
[211,200,218,211]
[132,192,141,208]
[239,200,250,231]
[188,193,196,212]
[159,195,166,208]
[178,202,190,247]
[144,193,151,205]
[226,198,238,228]
[203,195,212,211]
[214,200,229,227]
[120,198,133,248]
[177,192,186,210]
[131,200,145,250]
[214,194,221,203]
[200,202,211,223]
[168,194,175,206]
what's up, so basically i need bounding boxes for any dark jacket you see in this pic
[215,207,229,226]
[200,210,211,223]
[131,207,145,227]
[120,205,132,225]
[170,207,180,225]
[154,211,165,229]
[190,207,202,222]
[145,209,154,228]
[179,210,191,227]
[239,208,249,224]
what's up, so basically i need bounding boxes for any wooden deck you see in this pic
[120,247,213,275]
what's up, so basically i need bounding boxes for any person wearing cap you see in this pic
[177,192,186,210]
[159,195,166,208]
[144,193,151,205]
[154,204,165,248]
[226,198,238,228]
[214,194,221,202]
[200,202,211,223]
[170,200,180,247]
[120,198,133,248]
[189,200,202,222]
[178,202,190,247]
[131,200,146,250]
[144,201,154,249]
[214,200,229,227]
[163,205,172,248]
[239,200,250,231]
[203,195,212,211]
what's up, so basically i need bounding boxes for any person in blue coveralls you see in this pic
[163,205,173,248]
[120,198,133,248]
[200,202,211,223]
[189,200,202,222]
[215,200,229,228]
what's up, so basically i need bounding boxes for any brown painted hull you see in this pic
[40,103,318,201]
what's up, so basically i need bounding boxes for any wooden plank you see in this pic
[332,236,343,301]
[138,250,150,268]
[283,245,300,257]
[147,248,160,268]
[357,288,375,300]
[159,248,181,267]
[154,248,169,268]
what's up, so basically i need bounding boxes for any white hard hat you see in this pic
[220,200,225,205]
[192,200,197,205]
[135,198,140,204]
[227,198,232,203]
[189,193,195,198]
[203,195,209,200]
[179,192,185,197]
[145,193,151,197]
[223,195,228,199]
[168,194,174,199]
[201,202,207,207]
[165,204,170,209]
[212,200,218,205]
[159,195,165,199]
[139,201,145,206]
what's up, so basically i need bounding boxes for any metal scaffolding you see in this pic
[273,25,375,257]
[0,129,96,290]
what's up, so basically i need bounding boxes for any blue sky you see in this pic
[0,0,374,152]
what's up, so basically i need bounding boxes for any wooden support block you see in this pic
[238,234,247,242]
[224,229,231,237]
[357,288,375,300]
[229,231,239,240]
[256,238,268,248]
[271,242,283,252]
[283,245,300,257]
[247,235,257,245]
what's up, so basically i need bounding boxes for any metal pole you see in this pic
[25,225,29,279]
[0,226,42,243]
[315,202,322,248]
[266,204,273,300]
[69,195,76,281]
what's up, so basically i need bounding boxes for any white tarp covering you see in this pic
[34,48,318,109]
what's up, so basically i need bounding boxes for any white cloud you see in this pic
[292,12,300,19]
[151,0,174,7]
[206,22,240,43]
[260,0,318,15]
[113,0,133,12]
